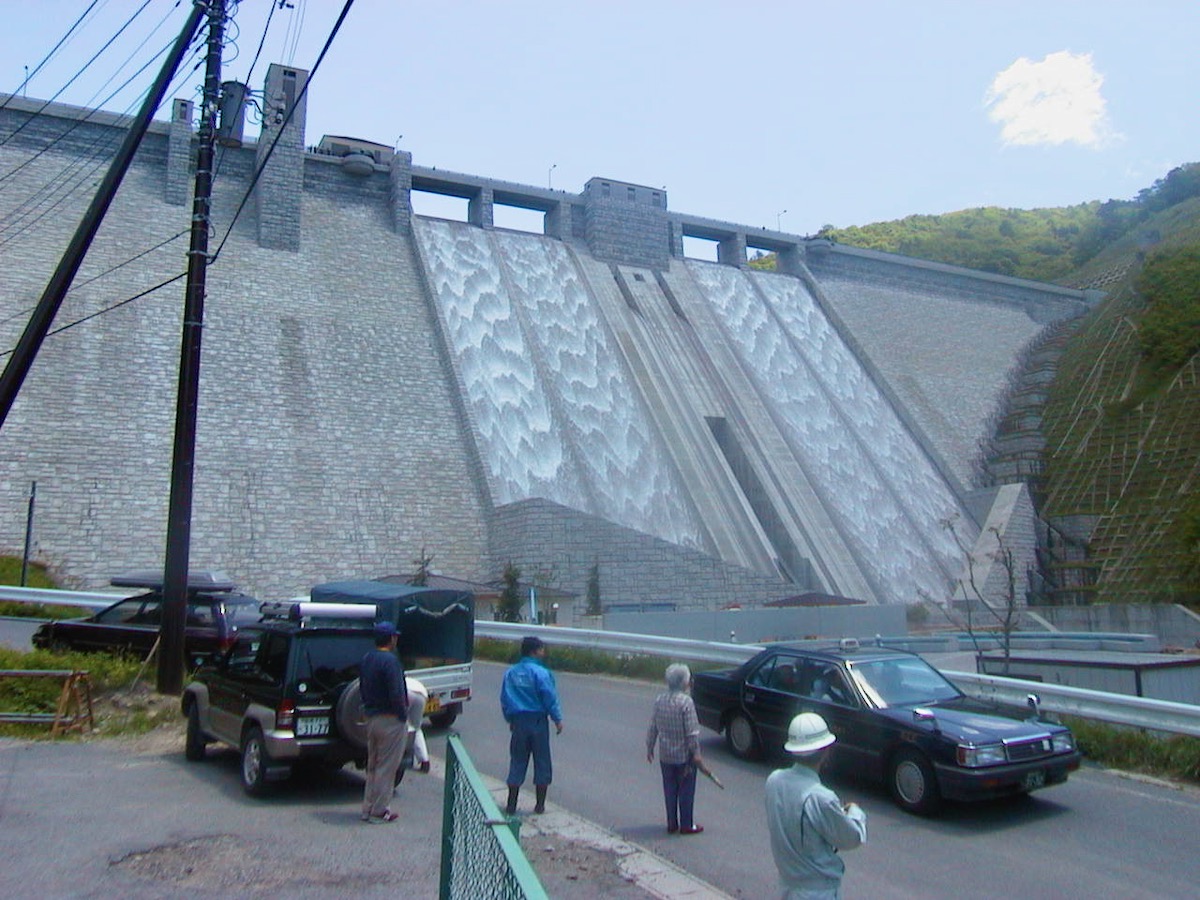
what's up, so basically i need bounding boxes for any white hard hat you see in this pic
[784,712,836,755]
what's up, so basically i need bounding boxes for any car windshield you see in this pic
[850,657,961,708]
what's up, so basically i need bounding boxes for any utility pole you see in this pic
[158,0,227,694]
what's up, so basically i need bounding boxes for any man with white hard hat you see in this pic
[765,713,867,899]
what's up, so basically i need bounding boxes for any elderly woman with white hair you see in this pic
[646,662,705,835]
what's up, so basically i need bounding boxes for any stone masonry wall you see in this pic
[0,113,489,598]
[488,498,797,617]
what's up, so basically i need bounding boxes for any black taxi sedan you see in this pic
[691,640,1082,814]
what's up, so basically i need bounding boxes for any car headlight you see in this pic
[957,743,1007,767]
[1051,732,1075,754]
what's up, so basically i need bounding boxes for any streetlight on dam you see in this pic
[548,163,557,189]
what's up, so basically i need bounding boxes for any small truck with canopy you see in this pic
[309,579,475,728]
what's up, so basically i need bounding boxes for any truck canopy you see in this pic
[309,580,474,666]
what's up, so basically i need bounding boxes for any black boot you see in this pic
[505,786,519,816]
[534,785,548,814]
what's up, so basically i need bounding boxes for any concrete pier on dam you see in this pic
[0,63,1097,614]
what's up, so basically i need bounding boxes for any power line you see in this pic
[0,1,354,360]
[212,0,355,263]
[0,229,189,332]
[1,0,102,108]
[0,0,156,149]
[0,38,206,239]
[42,272,188,340]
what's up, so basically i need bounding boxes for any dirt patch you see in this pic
[83,683,185,752]
[523,836,650,899]
[112,834,377,894]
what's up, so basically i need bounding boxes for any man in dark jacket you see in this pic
[360,621,407,823]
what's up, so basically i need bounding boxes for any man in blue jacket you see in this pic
[501,636,564,815]
[359,621,407,823]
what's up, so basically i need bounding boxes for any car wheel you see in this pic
[725,712,760,760]
[335,679,369,752]
[185,704,208,761]
[889,748,941,815]
[428,704,459,729]
[241,727,271,796]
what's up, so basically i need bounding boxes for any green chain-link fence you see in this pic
[440,733,548,899]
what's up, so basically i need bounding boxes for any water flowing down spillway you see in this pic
[415,219,703,549]
[687,262,973,603]
[415,217,976,604]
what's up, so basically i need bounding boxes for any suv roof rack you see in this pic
[260,600,378,624]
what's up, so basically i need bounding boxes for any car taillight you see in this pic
[276,700,295,730]
[451,688,470,701]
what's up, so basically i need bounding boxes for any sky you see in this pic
[2,0,1197,238]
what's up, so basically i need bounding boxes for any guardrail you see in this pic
[5,589,1198,737]
[477,621,1200,738]
[0,585,125,610]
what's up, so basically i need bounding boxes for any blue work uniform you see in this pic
[500,655,563,787]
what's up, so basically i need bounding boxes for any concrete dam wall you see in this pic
[0,65,1095,611]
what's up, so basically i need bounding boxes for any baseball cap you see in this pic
[374,621,398,638]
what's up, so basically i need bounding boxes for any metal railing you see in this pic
[0,585,127,610]
[477,621,1200,738]
[5,588,1197,737]
[440,733,548,900]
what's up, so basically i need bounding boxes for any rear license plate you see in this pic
[1022,769,1046,791]
[296,717,329,737]
[423,696,441,715]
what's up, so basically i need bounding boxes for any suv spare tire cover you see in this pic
[335,679,369,751]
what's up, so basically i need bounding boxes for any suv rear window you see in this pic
[295,634,377,688]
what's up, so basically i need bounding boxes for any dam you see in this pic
[0,64,1096,615]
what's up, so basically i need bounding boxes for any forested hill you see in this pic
[803,161,1200,608]
[807,162,1200,286]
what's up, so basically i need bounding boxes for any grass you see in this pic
[0,555,83,619]
[0,646,171,739]
[1067,716,1200,784]
[0,556,57,589]
[0,600,88,620]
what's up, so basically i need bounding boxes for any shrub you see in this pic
[1066,716,1200,785]
[475,637,722,681]
[1136,244,1200,382]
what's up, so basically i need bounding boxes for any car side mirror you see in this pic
[912,707,940,732]
[1026,693,1042,720]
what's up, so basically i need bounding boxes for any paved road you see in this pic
[5,620,1200,898]
[0,733,449,899]
[458,660,1200,899]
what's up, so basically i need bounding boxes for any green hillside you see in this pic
[816,204,1098,283]
[1039,234,1200,606]
[815,162,1200,287]
[818,164,1200,608]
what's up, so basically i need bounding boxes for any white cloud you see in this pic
[985,51,1117,148]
